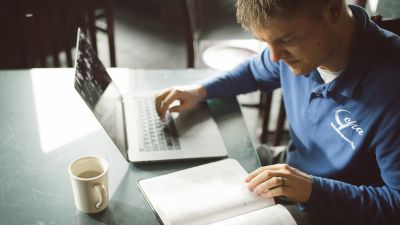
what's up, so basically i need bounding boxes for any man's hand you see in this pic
[155,85,207,119]
[246,164,312,203]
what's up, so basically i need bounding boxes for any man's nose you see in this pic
[269,45,284,62]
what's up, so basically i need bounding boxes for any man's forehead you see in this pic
[252,16,317,42]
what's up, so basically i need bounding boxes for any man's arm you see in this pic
[156,49,281,118]
[306,123,400,224]
[204,49,281,98]
[308,176,400,224]
[246,109,400,224]
[246,154,400,225]
[155,84,207,119]
[303,104,400,224]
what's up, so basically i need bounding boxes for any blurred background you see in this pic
[94,0,400,69]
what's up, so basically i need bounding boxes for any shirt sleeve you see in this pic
[308,176,400,225]
[203,48,281,99]
[306,109,400,225]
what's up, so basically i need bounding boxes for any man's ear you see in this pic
[324,0,344,24]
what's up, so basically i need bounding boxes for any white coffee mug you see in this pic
[68,155,109,213]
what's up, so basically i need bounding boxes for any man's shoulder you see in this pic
[365,27,400,85]
[354,32,400,104]
[373,22,400,57]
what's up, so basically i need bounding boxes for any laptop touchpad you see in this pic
[172,103,219,136]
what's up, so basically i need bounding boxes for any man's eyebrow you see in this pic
[270,32,295,44]
[253,32,295,44]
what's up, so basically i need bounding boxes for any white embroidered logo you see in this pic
[330,109,364,150]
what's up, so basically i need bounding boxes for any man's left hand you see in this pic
[246,164,313,203]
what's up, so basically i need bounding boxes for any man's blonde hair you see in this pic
[236,0,332,31]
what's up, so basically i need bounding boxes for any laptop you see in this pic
[73,28,228,162]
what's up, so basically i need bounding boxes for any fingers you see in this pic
[155,90,171,118]
[245,164,290,182]
[155,89,183,119]
[247,170,288,191]
[159,90,179,118]
[260,186,292,199]
[246,164,313,202]
[246,167,266,183]
[155,85,206,119]
[253,176,287,195]
[169,103,191,113]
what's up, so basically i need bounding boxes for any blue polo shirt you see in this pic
[203,5,400,225]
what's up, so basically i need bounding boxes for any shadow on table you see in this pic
[75,199,157,225]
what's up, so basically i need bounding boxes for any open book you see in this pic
[138,158,297,225]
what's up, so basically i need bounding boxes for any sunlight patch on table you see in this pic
[30,69,99,153]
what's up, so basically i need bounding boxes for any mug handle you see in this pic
[94,183,108,209]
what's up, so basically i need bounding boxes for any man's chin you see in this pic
[288,65,313,76]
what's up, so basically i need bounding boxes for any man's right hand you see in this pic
[155,85,207,119]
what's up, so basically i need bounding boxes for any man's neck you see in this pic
[320,7,362,72]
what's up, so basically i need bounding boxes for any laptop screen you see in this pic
[74,29,128,160]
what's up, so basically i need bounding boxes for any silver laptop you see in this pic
[73,29,228,162]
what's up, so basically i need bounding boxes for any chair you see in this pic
[371,15,400,36]
[259,93,287,145]
[179,0,287,145]
[7,0,116,68]
[179,0,264,69]
[353,0,367,8]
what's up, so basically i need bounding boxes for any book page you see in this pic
[139,159,275,225]
[209,204,297,225]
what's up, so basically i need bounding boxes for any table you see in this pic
[0,68,264,225]
[0,68,311,225]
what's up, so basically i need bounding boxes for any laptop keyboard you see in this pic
[137,98,181,152]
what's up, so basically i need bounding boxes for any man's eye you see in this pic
[281,37,295,44]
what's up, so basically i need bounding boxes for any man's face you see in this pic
[253,14,337,75]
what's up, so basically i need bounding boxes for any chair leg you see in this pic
[179,0,195,68]
[260,92,287,145]
[105,7,116,67]
[241,91,264,108]
[260,92,272,143]
[272,97,286,146]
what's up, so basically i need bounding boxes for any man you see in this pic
[155,0,400,224]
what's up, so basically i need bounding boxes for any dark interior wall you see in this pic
[0,0,185,69]
[0,1,25,68]
[113,0,184,32]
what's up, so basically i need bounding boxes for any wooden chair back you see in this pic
[371,15,400,36]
